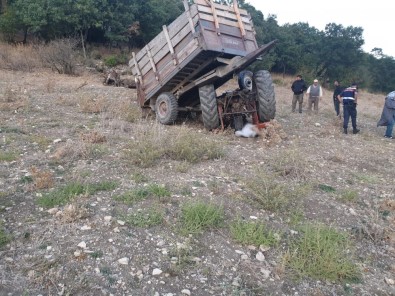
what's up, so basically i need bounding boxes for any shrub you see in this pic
[38,38,79,75]
[123,208,164,227]
[230,219,280,247]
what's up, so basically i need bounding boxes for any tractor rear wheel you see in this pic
[254,70,276,122]
[199,84,219,130]
[155,92,178,124]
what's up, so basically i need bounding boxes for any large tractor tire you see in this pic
[199,84,220,130]
[254,70,276,122]
[155,92,178,124]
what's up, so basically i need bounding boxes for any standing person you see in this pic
[306,79,323,113]
[338,83,360,134]
[291,75,307,113]
[333,80,343,116]
[377,91,395,139]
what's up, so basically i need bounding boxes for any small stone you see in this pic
[260,268,271,280]
[47,208,59,215]
[81,225,91,230]
[77,241,87,249]
[117,220,125,226]
[152,268,163,276]
[315,122,321,127]
[74,250,81,257]
[53,138,62,144]
[181,289,191,295]
[249,216,258,220]
[118,257,129,265]
[241,254,249,260]
[385,278,394,285]
[113,227,120,233]
[104,216,112,222]
[256,251,265,262]
[235,250,245,255]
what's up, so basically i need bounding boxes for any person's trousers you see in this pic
[385,121,394,137]
[292,94,303,113]
[308,97,319,112]
[343,103,357,130]
[333,98,340,116]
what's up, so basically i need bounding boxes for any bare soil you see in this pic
[0,68,394,296]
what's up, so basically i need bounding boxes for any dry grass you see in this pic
[30,167,54,190]
[0,43,41,72]
[79,95,108,113]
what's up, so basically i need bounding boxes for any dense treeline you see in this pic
[1,0,395,93]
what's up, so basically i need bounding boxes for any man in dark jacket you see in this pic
[291,75,307,113]
[377,91,395,139]
[333,80,343,116]
[338,83,360,134]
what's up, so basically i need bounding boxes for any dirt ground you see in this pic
[0,68,394,296]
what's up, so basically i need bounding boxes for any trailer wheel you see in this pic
[199,84,220,130]
[238,70,253,91]
[254,70,276,122]
[155,92,178,124]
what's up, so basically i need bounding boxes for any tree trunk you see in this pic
[80,30,86,59]
[1,0,7,13]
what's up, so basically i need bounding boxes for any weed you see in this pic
[90,250,104,259]
[131,172,148,183]
[20,175,33,184]
[270,149,308,181]
[103,54,127,67]
[285,223,361,283]
[179,202,224,235]
[30,135,51,151]
[0,223,11,247]
[147,184,171,200]
[79,95,107,113]
[318,184,336,193]
[37,181,117,208]
[123,208,164,227]
[338,190,358,203]
[113,188,150,204]
[0,150,18,162]
[0,126,26,134]
[230,219,280,247]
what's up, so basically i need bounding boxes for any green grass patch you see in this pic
[131,172,148,183]
[0,126,26,134]
[285,223,361,283]
[113,183,171,204]
[179,202,224,235]
[245,173,309,213]
[337,189,358,203]
[0,223,11,247]
[230,219,280,247]
[0,151,18,162]
[37,181,118,208]
[318,184,336,193]
[123,208,164,228]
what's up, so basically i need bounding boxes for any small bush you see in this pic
[0,151,18,162]
[285,223,361,283]
[179,202,224,235]
[338,189,358,203]
[104,54,128,67]
[30,167,54,190]
[38,38,79,75]
[230,219,280,247]
[113,183,171,204]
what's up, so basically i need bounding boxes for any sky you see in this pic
[246,0,395,58]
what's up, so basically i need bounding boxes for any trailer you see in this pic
[130,0,276,130]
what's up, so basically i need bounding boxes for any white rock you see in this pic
[118,257,129,265]
[256,251,265,261]
[47,208,59,215]
[181,289,191,295]
[259,245,270,252]
[81,225,91,230]
[117,220,125,226]
[315,122,321,127]
[241,254,249,260]
[349,208,357,215]
[74,250,81,257]
[235,250,245,255]
[104,216,112,221]
[53,139,62,144]
[77,241,87,249]
[152,268,163,276]
[249,215,258,220]
[385,278,394,285]
[260,268,271,279]
[113,227,120,233]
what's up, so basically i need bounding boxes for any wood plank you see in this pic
[194,0,248,15]
[209,0,220,30]
[183,0,196,34]
[197,5,250,23]
[198,13,253,31]
[233,0,245,36]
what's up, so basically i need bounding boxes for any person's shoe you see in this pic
[353,128,360,134]
[384,135,393,139]
[343,128,348,134]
